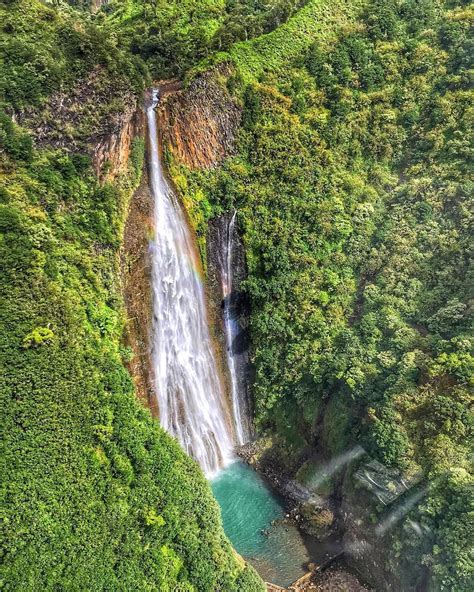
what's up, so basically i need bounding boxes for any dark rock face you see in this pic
[17,66,143,181]
[340,461,428,592]
[240,439,336,539]
[207,212,254,440]
[121,169,157,417]
[309,565,374,591]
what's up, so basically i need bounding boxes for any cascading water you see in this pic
[219,211,250,445]
[148,90,234,476]
[146,90,323,588]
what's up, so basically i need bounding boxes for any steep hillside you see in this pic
[0,1,263,590]
[1,0,472,590]
[104,0,312,79]
[164,0,473,589]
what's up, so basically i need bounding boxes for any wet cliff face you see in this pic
[207,214,253,439]
[117,69,244,424]
[157,66,242,169]
[156,72,249,432]
[121,171,157,416]
[18,66,144,181]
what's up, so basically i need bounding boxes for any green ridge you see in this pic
[228,0,366,81]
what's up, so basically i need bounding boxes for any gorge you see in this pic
[147,90,322,587]
[2,1,472,591]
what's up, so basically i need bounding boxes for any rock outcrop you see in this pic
[340,461,426,591]
[157,66,242,169]
[92,106,143,180]
[17,66,144,181]
[121,170,157,416]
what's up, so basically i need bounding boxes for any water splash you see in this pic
[148,90,234,476]
[219,210,250,445]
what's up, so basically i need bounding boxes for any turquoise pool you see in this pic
[212,461,315,587]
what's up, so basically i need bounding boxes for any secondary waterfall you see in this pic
[148,90,234,476]
[219,211,250,445]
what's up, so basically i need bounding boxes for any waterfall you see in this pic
[219,211,250,445]
[148,90,234,476]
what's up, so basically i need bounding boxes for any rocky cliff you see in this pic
[17,66,144,181]
[207,213,253,439]
[157,66,241,169]
[117,67,244,423]
[155,72,247,424]
[121,170,157,415]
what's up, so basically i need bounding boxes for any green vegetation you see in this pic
[1,0,472,589]
[0,0,146,111]
[103,0,310,79]
[1,1,262,590]
[227,0,365,81]
[175,0,473,589]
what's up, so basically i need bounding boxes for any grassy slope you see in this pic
[104,0,313,79]
[228,0,366,80]
[0,1,263,590]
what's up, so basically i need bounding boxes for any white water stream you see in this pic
[219,211,249,445]
[148,91,234,476]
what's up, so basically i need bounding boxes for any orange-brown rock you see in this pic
[92,106,143,180]
[157,66,242,169]
[121,169,158,417]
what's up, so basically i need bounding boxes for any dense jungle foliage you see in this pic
[101,0,309,78]
[175,0,473,589]
[1,0,472,590]
[0,1,264,590]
